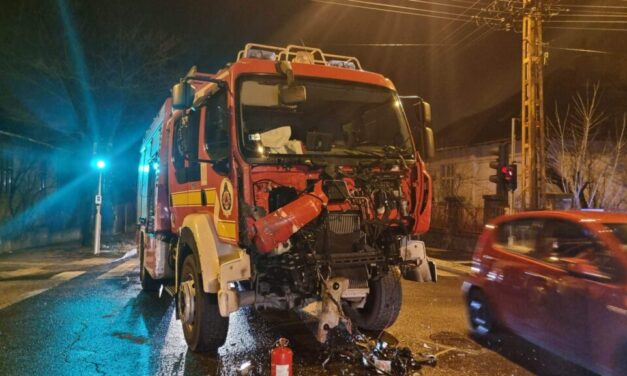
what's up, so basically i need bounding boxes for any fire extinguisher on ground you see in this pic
[270,337,293,376]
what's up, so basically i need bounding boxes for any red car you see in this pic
[463,210,627,376]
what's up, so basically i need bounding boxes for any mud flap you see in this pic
[217,250,251,317]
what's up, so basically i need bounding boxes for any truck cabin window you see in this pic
[238,78,413,159]
[172,110,200,183]
[204,90,230,162]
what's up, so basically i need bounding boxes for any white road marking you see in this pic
[0,271,86,311]
[0,267,45,279]
[70,258,114,267]
[50,271,86,281]
[0,288,50,311]
[97,259,138,279]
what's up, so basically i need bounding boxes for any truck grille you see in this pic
[328,212,360,234]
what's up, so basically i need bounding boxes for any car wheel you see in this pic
[467,288,495,335]
[349,267,402,331]
[178,254,229,352]
[139,239,161,292]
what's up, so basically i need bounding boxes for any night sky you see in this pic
[1,0,625,151]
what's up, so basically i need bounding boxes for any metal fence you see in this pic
[431,200,484,235]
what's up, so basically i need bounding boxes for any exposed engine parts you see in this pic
[241,165,435,343]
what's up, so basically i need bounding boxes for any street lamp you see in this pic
[93,158,106,255]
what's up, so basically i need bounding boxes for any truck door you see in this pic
[199,88,238,244]
[169,108,202,230]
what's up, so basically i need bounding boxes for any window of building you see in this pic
[440,163,455,197]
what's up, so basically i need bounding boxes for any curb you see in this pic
[429,257,471,276]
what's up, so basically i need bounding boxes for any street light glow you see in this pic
[96,160,106,169]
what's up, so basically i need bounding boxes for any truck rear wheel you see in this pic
[178,254,229,352]
[139,239,161,292]
[349,267,402,331]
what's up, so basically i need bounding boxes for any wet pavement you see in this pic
[0,249,596,376]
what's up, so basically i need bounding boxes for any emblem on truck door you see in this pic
[219,178,234,217]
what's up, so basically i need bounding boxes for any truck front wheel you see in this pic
[348,267,402,331]
[178,254,229,352]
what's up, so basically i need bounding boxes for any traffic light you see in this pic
[489,143,509,197]
[503,163,517,192]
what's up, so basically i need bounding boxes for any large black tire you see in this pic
[467,288,496,336]
[139,240,161,292]
[349,267,402,331]
[179,254,229,352]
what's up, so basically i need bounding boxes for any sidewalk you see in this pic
[0,236,136,311]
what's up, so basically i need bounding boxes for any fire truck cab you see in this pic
[137,44,436,352]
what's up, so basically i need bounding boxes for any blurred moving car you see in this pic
[463,211,627,376]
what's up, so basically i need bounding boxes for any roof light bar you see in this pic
[237,43,362,70]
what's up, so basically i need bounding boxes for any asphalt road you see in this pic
[0,249,595,376]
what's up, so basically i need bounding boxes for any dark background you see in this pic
[0,0,625,240]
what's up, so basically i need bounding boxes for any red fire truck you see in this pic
[137,44,436,352]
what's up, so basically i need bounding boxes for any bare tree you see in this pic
[0,1,183,146]
[546,84,627,210]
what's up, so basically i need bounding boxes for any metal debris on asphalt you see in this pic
[322,330,437,375]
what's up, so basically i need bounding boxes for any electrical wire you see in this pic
[559,3,627,10]
[404,0,492,11]
[547,45,615,55]
[311,0,473,22]
[546,19,627,24]
[545,25,627,31]
[557,11,627,18]
[337,0,502,20]
[439,0,485,45]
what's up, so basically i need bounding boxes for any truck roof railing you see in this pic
[236,43,362,70]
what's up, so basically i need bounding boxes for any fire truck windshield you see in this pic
[238,77,414,160]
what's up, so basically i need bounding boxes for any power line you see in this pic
[558,11,627,18]
[439,0,485,45]
[338,0,502,20]
[559,3,627,10]
[310,0,479,22]
[405,0,487,10]
[546,19,627,24]
[547,45,615,55]
[545,25,627,31]
[326,42,447,46]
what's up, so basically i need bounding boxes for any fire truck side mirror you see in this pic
[415,101,432,128]
[172,82,195,110]
[424,127,435,160]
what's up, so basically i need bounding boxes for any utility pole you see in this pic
[476,0,563,210]
[520,0,546,210]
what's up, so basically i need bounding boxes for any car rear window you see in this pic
[495,219,543,255]
[604,223,627,249]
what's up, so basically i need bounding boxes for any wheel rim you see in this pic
[469,293,490,334]
[179,275,196,326]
